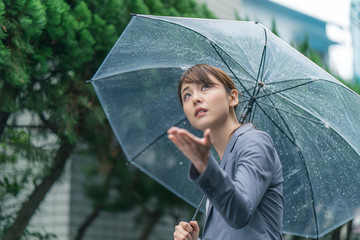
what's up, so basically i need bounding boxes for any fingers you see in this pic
[168,127,202,146]
[203,128,212,147]
[173,222,193,240]
[190,221,199,232]
[168,127,211,173]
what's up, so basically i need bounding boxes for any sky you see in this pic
[270,0,351,27]
[270,0,353,79]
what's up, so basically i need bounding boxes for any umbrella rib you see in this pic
[128,116,187,164]
[209,41,253,98]
[229,77,255,84]
[255,98,324,125]
[259,89,298,142]
[249,99,257,123]
[263,78,318,85]
[239,26,268,123]
[257,80,317,99]
[254,27,268,88]
[264,77,357,93]
[258,85,360,237]
[241,88,255,95]
[267,88,360,157]
[254,100,320,236]
[253,100,296,145]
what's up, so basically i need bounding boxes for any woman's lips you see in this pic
[195,107,208,117]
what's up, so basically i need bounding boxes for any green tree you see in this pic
[0,0,214,239]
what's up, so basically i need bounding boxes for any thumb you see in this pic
[190,221,199,232]
[203,128,211,146]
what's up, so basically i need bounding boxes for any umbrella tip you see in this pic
[130,13,137,16]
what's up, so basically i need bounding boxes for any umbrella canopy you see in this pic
[90,14,360,238]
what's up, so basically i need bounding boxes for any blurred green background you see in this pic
[1,0,359,239]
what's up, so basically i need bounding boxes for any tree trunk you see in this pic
[138,211,161,240]
[73,171,112,240]
[74,201,104,240]
[331,225,342,240]
[0,110,10,140]
[346,220,353,240]
[2,142,75,240]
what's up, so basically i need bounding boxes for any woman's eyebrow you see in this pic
[182,86,190,94]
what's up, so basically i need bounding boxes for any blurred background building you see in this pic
[351,0,360,83]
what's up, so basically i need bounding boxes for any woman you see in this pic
[168,64,284,240]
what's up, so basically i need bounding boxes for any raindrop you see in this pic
[179,161,183,166]
[324,122,330,129]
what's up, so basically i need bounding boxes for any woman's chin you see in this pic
[193,123,211,132]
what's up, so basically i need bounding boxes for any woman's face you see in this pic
[181,74,234,131]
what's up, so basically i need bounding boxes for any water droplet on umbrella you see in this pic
[181,66,190,71]
[324,123,330,129]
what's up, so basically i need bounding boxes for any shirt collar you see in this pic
[229,123,254,152]
[219,123,254,168]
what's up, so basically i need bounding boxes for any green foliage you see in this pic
[271,18,279,37]
[296,35,328,70]
[0,0,216,239]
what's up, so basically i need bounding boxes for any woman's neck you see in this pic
[209,115,241,160]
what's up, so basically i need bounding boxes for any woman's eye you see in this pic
[201,84,210,90]
[183,93,191,101]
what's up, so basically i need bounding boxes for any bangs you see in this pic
[181,67,214,85]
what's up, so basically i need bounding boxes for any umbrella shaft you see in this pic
[240,82,263,123]
[191,195,206,222]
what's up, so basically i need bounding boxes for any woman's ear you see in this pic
[229,89,239,107]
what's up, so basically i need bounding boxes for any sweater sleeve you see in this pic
[189,131,276,229]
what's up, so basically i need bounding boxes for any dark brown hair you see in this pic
[178,64,238,110]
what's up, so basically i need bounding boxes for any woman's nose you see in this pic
[192,92,203,105]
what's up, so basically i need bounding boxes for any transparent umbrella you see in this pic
[89,14,360,238]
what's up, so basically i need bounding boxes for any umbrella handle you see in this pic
[190,194,206,222]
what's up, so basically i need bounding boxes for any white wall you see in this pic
[196,0,241,20]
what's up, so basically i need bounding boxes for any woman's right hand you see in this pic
[173,221,200,240]
[168,127,212,175]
